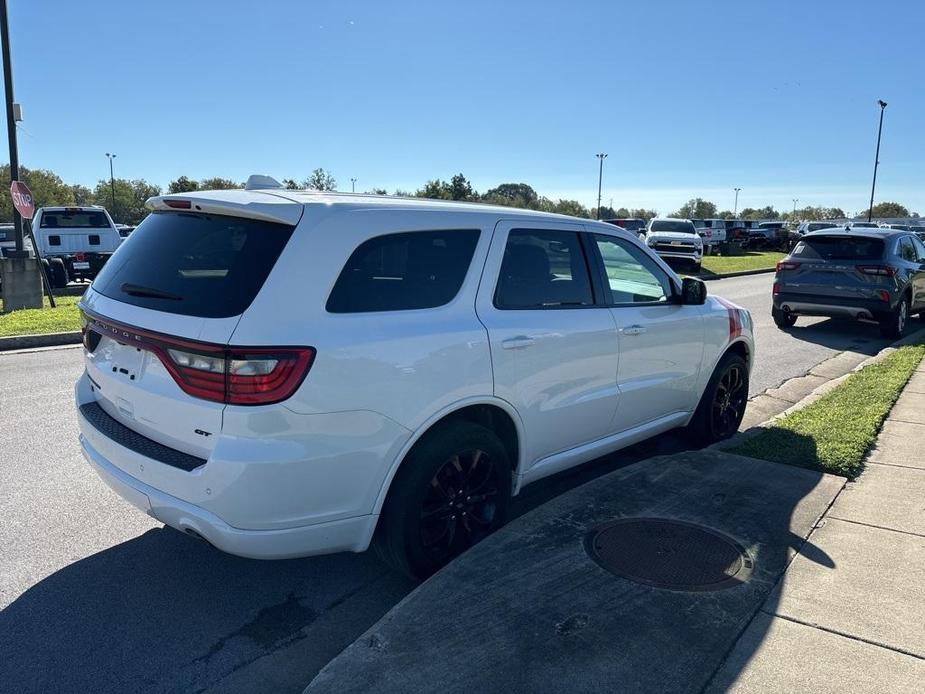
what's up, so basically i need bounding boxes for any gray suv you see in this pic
[772,229,925,338]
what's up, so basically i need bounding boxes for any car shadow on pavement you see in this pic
[0,526,415,694]
[777,316,888,353]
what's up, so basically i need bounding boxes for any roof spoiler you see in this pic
[245,175,284,191]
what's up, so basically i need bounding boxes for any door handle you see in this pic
[501,336,536,349]
[622,325,647,336]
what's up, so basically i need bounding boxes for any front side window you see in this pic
[594,235,670,304]
[326,229,480,313]
[495,229,593,309]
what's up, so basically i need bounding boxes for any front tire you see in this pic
[686,352,749,446]
[879,297,909,339]
[772,306,797,329]
[373,421,512,580]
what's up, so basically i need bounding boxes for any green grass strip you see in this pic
[700,251,785,276]
[0,295,82,337]
[729,344,925,479]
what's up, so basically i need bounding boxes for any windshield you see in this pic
[650,220,695,234]
[40,210,111,229]
[92,211,295,318]
[792,235,884,261]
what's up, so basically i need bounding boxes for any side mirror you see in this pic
[638,232,646,241]
[680,276,707,305]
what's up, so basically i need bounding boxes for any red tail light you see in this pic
[82,310,315,405]
[75,252,86,262]
[164,199,192,209]
[772,282,780,295]
[856,265,896,277]
[879,290,891,302]
[775,261,800,272]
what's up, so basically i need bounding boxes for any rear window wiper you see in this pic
[120,283,183,301]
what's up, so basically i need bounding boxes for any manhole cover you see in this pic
[585,518,752,591]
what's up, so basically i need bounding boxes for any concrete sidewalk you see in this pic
[306,451,844,694]
[707,364,925,692]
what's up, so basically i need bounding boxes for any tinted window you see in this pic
[495,229,593,309]
[594,235,670,304]
[88,234,101,245]
[897,237,918,262]
[92,211,295,318]
[40,211,109,228]
[910,235,925,262]
[48,235,61,246]
[792,235,884,261]
[650,220,696,234]
[326,230,480,313]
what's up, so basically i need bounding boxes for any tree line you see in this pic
[0,165,916,225]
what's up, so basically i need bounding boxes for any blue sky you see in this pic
[7,0,924,215]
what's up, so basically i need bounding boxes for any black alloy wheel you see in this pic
[687,352,749,446]
[711,361,748,439]
[374,421,511,580]
[419,448,501,565]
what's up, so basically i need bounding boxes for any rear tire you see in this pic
[49,257,68,289]
[772,306,797,329]
[373,421,512,580]
[879,297,909,339]
[686,352,749,447]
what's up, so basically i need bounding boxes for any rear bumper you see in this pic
[80,434,377,558]
[74,371,409,558]
[773,291,893,321]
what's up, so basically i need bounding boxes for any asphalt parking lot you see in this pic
[0,273,896,693]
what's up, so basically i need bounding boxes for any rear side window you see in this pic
[326,230,480,313]
[792,235,884,261]
[495,229,593,309]
[40,211,109,228]
[92,211,295,318]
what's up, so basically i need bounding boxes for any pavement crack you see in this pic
[762,612,925,661]
[825,516,925,540]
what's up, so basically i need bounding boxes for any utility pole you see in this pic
[105,152,116,210]
[733,187,741,216]
[595,153,607,220]
[350,177,356,193]
[867,100,887,223]
[1,0,23,256]
[792,198,798,219]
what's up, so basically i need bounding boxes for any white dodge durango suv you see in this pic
[75,186,753,578]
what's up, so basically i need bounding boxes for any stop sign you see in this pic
[10,180,35,219]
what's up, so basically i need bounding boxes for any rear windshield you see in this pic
[792,235,884,261]
[724,220,744,228]
[40,210,110,228]
[92,211,295,318]
[650,220,695,233]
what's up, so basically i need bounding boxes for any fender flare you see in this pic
[370,395,526,517]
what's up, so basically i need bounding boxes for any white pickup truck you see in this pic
[32,206,122,284]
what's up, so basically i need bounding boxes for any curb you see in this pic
[715,325,925,451]
[0,331,82,352]
[700,267,776,280]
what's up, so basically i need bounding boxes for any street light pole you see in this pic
[867,100,887,223]
[350,177,356,193]
[733,187,741,216]
[1,0,24,255]
[105,152,116,210]
[595,153,607,220]
[792,198,798,219]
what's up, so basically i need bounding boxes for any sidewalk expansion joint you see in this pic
[825,515,925,540]
[864,460,925,472]
[760,611,925,661]
[887,418,925,427]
